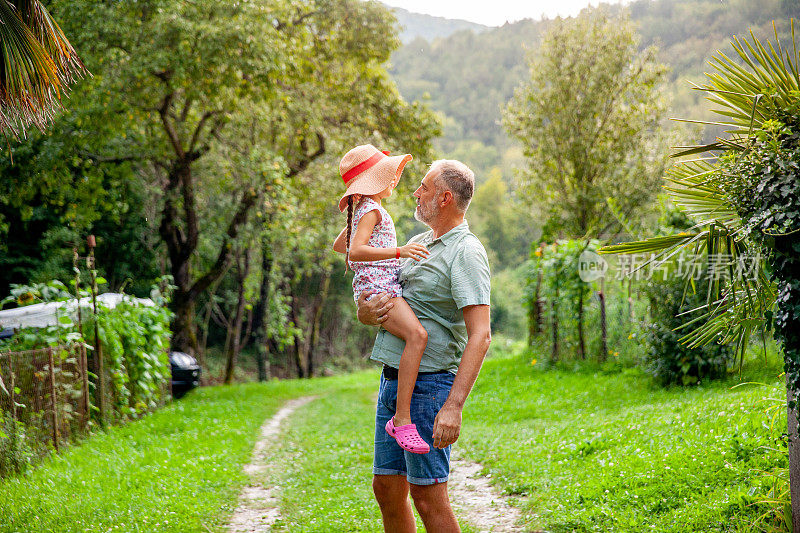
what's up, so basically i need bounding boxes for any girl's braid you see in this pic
[345,195,354,272]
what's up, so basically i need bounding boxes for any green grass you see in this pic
[0,379,319,533]
[459,348,787,532]
[0,346,788,532]
[267,373,478,533]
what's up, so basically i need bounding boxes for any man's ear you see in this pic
[440,190,453,207]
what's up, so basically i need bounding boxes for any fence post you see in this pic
[598,276,608,362]
[73,246,83,335]
[47,347,59,452]
[87,235,106,427]
[551,283,559,363]
[80,343,90,430]
[8,352,16,423]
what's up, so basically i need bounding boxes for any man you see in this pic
[357,159,492,532]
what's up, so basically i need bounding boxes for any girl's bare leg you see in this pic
[380,297,428,426]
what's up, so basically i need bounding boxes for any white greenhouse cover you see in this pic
[0,293,154,331]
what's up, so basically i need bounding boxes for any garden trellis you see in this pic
[0,239,174,477]
[0,344,90,475]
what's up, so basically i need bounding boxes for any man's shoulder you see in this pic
[458,231,489,258]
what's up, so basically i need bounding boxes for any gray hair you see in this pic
[430,159,475,212]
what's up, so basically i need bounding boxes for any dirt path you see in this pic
[449,452,526,532]
[227,396,316,533]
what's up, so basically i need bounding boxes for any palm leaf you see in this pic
[12,0,86,84]
[598,21,795,354]
[0,0,87,139]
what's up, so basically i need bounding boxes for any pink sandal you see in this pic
[386,417,430,454]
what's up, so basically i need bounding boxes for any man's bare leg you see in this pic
[409,482,460,532]
[373,475,416,533]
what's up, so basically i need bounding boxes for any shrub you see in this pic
[642,275,735,386]
[0,278,173,476]
[0,412,34,477]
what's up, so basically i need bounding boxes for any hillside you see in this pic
[390,0,800,180]
[387,4,490,43]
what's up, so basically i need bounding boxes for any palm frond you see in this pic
[0,0,87,139]
[12,0,86,84]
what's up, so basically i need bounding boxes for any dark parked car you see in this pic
[169,351,201,398]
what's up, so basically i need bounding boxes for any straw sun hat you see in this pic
[338,144,413,212]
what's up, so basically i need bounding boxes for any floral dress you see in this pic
[349,197,403,301]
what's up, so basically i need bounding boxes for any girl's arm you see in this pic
[333,226,347,254]
[348,211,395,261]
[349,210,430,262]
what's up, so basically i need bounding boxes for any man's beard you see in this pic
[414,197,439,225]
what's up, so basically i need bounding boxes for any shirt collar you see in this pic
[429,220,469,246]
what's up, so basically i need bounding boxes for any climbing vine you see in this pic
[720,113,800,408]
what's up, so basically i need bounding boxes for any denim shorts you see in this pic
[373,371,455,485]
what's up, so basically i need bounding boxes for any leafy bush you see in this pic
[0,277,174,474]
[89,299,173,416]
[642,275,735,386]
[0,411,34,477]
[527,239,643,365]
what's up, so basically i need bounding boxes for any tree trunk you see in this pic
[288,287,306,378]
[551,283,559,363]
[598,276,608,362]
[198,274,228,358]
[223,250,252,385]
[256,346,270,382]
[577,284,586,360]
[788,375,800,533]
[171,293,201,362]
[304,271,331,378]
[250,233,275,382]
[159,154,258,364]
[152,88,322,370]
[528,268,543,348]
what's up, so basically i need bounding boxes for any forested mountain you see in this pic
[390,0,800,180]
[387,5,489,43]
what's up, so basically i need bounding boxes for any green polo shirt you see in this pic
[370,221,491,374]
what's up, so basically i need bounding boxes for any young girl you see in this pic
[333,144,431,454]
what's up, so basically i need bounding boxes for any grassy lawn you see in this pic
[460,346,787,532]
[0,345,787,532]
[0,378,319,533]
[266,373,479,533]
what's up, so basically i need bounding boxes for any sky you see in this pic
[381,0,629,27]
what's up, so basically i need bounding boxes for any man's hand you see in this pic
[432,402,462,449]
[356,291,394,326]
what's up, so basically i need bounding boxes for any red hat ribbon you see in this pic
[342,150,391,185]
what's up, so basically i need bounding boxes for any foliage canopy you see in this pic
[503,9,671,239]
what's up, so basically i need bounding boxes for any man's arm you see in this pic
[432,304,491,449]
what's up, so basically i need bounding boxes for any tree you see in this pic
[0,0,86,139]
[504,8,671,239]
[52,0,439,361]
[600,24,800,531]
[503,8,672,359]
[468,169,535,270]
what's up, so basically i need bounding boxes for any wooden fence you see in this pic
[0,344,91,459]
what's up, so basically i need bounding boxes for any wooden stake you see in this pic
[9,352,16,423]
[599,276,608,362]
[47,347,59,452]
[80,343,90,429]
[87,236,106,427]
